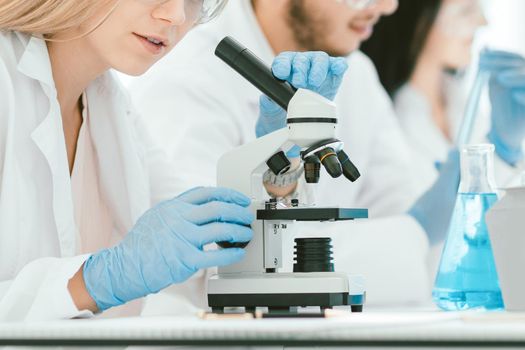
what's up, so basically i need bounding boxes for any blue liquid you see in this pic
[433,192,504,311]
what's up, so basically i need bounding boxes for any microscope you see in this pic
[207,37,368,313]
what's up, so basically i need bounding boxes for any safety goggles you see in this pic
[336,0,378,10]
[137,0,228,24]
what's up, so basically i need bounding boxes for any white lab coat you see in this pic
[395,75,524,195]
[0,31,181,321]
[394,75,525,282]
[129,0,432,307]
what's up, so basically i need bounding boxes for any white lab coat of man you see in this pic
[0,32,181,321]
[129,0,432,307]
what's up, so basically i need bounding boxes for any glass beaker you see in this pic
[432,144,504,311]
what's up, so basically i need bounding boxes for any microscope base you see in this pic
[207,272,365,312]
[208,293,364,313]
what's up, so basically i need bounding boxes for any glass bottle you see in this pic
[433,144,504,311]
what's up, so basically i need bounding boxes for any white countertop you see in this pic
[1,310,525,347]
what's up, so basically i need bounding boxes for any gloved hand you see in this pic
[480,49,525,165]
[408,150,460,245]
[256,52,349,157]
[83,187,254,311]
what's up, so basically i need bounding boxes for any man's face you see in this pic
[287,0,398,56]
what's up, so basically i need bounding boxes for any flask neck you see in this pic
[459,144,497,194]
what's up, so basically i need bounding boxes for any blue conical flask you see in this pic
[433,144,504,311]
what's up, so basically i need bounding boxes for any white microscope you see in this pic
[207,37,368,313]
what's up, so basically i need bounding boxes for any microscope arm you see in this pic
[217,128,289,200]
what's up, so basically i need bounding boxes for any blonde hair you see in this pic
[0,0,118,39]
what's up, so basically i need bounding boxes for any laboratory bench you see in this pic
[1,310,525,348]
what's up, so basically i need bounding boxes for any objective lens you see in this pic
[337,150,361,182]
[304,156,321,183]
[316,148,343,178]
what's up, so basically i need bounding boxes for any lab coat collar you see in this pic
[15,33,78,257]
[11,32,148,255]
[16,33,56,92]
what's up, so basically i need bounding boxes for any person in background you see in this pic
[128,0,462,308]
[0,0,345,322]
[362,0,525,192]
[362,0,525,277]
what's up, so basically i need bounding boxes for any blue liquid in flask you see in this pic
[432,192,504,311]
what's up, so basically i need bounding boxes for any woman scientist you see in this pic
[361,0,525,276]
[0,0,343,321]
[362,0,525,194]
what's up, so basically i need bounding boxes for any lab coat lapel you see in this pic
[16,34,55,91]
[86,73,150,234]
[17,35,77,257]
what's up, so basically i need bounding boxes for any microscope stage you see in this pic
[256,207,368,221]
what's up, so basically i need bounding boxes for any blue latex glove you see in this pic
[256,52,349,157]
[83,187,254,311]
[408,150,460,245]
[480,49,525,165]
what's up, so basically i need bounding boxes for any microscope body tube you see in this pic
[215,36,296,111]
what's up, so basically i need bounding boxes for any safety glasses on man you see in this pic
[137,0,228,24]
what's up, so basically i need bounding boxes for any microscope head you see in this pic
[215,36,360,190]
[286,89,337,147]
[286,89,360,183]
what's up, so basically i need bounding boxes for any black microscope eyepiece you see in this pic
[215,36,296,111]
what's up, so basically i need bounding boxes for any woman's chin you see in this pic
[115,64,151,77]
